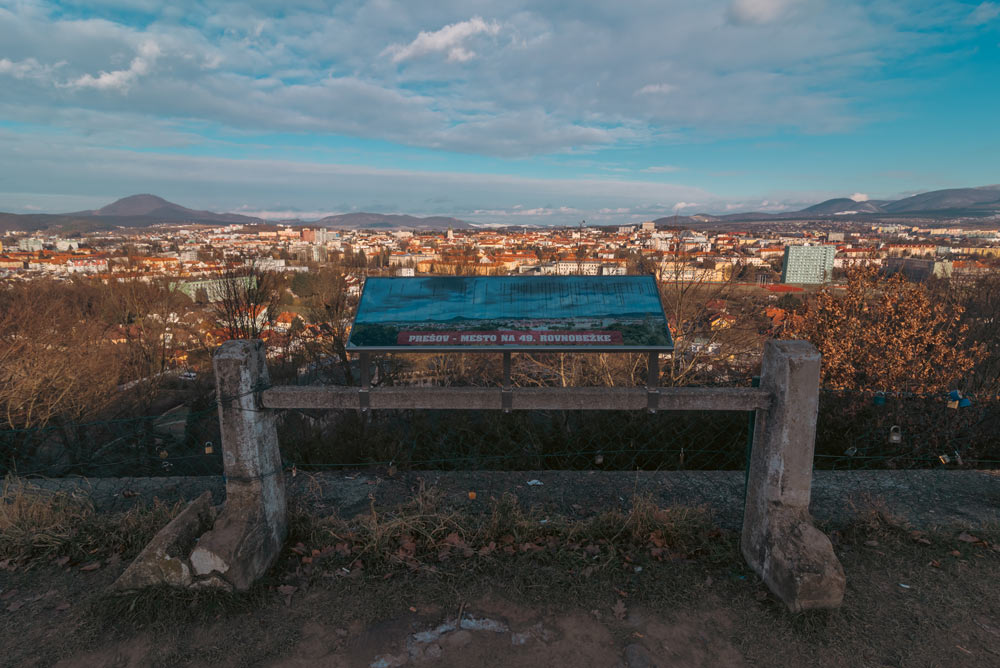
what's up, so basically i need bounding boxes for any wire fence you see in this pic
[2,385,997,486]
[814,389,1000,470]
[0,404,223,479]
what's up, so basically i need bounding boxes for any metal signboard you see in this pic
[347,276,673,352]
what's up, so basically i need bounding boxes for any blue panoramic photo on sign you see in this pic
[348,276,673,350]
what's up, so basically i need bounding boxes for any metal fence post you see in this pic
[189,339,287,590]
[742,340,845,611]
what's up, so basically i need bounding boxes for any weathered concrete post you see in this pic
[189,339,287,590]
[742,340,845,611]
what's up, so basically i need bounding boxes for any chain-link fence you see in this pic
[276,408,753,472]
[0,404,223,480]
[2,377,997,521]
[815,389,1000,470]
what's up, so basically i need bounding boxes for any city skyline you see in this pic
[1,1,999,224]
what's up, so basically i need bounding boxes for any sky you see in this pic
[0,0,998,225]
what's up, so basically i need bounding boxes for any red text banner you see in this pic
[396,330,624,346]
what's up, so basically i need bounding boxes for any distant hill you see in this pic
[313,212,472,230]
[881,185,1000,213]
[695,185,1000,222]
[3,186,1000,234]
[76,194,260,224]
[0,195,472,233]
[0,194,261,233]
[800,198,888,215]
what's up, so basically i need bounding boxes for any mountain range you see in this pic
[0,195,471,233]
[1,186,999,234]
[653,184,1000,225]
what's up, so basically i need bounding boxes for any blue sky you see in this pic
[0,0,998,224]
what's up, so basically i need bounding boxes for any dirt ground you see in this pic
[3,521,1000,668]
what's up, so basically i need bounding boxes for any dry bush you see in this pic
[788,265,981,393]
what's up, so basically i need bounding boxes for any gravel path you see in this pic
[19,469,1000,529]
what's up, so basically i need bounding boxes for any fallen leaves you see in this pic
[79,562,101,572]
[612,599,627,621]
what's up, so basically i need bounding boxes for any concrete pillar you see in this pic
[190,339,287,591]
[742,340,845,611]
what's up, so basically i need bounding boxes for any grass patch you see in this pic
[0,475,181,563]
[285,486,738,583]
[86,584,271,637]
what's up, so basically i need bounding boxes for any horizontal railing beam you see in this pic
[260,385,771,412]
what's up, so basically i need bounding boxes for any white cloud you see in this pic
[384,17,501,63]
[472,205,583,217]
[642,165,681,173]
[850,192,870,201]
[727,0,803,25]
[236,209,343,220]
[968,2,1000,24]
[674,201,698,210]
[0,57,57,81]
[636,83,676,95]
[0,0,962,158]
[66,40,160,91]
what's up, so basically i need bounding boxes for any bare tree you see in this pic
[657,257,763,386]
[303,264,359,383]
[0,281,122,431]
[212,261,280,340]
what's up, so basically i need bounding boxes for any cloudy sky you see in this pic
[1,0,998,224]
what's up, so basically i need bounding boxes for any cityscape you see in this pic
[2,192,997,375]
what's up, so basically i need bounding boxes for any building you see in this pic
[885,257,952,282]
[175,275,254,302]
[781,245,835,284]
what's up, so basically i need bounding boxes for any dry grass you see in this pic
[0,475,181,563]
[286,486,736,581]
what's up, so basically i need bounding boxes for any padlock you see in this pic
[844,447,858,457]
[947,400,959,409]
[594,454,604,465]
[872,392,886,407]
[888,426,902,444]
[159,449,169,459]
[938,454,950,465]
[204,441,214,455]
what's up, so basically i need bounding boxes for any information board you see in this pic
[347,276,673,351]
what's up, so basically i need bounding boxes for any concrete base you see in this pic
[190,504,285,591]
[741,511,845,612]
[113,491,216,591]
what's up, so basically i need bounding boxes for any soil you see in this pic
[3,527,1000,668]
